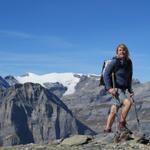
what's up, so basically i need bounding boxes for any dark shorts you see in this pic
[110,89,130,107]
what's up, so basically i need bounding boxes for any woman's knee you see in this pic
[110,105,118,115]
[124,99,132,107]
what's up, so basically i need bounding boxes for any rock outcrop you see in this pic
[0,83,95,146]
[0,134,150,150]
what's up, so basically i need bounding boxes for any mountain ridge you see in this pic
[0,82,95,146]
[1,72,150,146]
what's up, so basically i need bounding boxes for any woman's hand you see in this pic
[128,89,134,98]
[108,88,117,97]
[129,91,134,98]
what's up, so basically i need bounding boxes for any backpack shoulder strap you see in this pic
[112,57,120,72]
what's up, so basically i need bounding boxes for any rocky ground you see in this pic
[0,134,150,150]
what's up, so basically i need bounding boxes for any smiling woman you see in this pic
[103,43,133,133]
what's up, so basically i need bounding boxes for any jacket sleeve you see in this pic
[103,59,116,90]
[127,59,133,93]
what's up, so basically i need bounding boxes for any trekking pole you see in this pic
[112,73,119,132]
[131,96,141,131]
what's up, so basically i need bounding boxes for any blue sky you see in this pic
[0,0,150,82]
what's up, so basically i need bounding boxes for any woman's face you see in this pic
[117,47,126,59]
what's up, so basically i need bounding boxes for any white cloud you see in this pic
[0,30,33,39]
[0,30,73,48]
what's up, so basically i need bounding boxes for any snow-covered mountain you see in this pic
[15,72,88,95]
[2,73,150,137]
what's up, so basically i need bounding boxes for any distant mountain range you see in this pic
[0,72,150,146]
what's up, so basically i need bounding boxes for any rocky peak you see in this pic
[0,76,10,89]
[5,75,19,86]
[0,83,95,146]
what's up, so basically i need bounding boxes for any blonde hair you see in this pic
[116,43,130,59]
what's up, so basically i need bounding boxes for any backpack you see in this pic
[99,57,119,87]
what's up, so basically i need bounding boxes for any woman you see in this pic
[103,43,133,133]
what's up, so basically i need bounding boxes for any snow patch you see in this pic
[16,72,81,95]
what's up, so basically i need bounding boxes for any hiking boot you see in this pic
[118,121,132,134]
[104,128,112,133]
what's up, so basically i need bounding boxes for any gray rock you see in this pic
[96,133,116,144]
[61,135,92,146]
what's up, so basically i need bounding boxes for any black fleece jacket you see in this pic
[103,57,133,92]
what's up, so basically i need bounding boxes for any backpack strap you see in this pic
[113,57,120,73]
